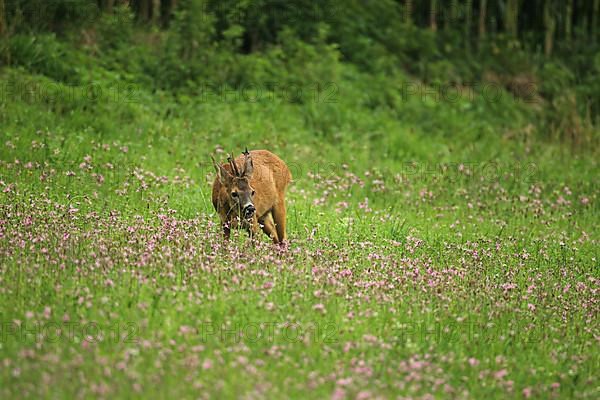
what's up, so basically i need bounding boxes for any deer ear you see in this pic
[243,152,253,178]
[211,156,233,185]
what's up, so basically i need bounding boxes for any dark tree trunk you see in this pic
[479,0,487,40]
[465,0,473,50]
[0,0,6,37]
[450,0,458,30]
[132,0,151,22]
[506,0,519,37]
[444,0,458,31]
[565,0,573,43]
[544,0,555,56]
[430,0,437,32]
[594,0,600,43]
[152,0,160,23]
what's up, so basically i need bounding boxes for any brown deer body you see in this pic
[211,149,291,244]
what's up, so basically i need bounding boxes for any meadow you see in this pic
[0,2,599,398]
[1,60,598,399]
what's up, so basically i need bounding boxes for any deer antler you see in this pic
[242,148,253,177]
[227,153,240,176]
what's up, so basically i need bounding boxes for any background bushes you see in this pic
[0,0,598,144]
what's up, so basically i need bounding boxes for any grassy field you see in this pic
[0,49,599,399]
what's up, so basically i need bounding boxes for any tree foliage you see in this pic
[1,0,599,139]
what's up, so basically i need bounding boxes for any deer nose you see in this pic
[243,204,255,219]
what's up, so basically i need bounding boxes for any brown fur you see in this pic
[211,150,292,244]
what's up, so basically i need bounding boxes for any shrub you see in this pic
[8,33,81,83]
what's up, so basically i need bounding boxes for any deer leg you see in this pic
[272,200,287,244]
[259,212,279,244]
[245,216,260,243]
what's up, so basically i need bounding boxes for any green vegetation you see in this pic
[0,1,598,398]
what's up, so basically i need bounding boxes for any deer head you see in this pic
[212,151,255,220]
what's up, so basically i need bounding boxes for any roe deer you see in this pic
[211,149,291,244]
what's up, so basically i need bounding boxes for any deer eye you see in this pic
[252,190,256,196]
[231,192,238,198]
